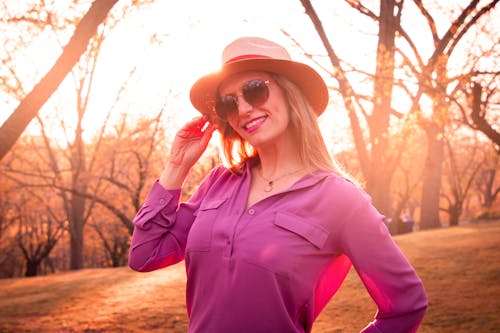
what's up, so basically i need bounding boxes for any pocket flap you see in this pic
[199,198,227,211]
[274,212,329,249]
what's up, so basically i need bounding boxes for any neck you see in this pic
[252,129,307,178]
[257,147,304,179]
[254,152,306,193]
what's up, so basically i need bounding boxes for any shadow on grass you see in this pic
[1,220,499,333]
[0,264,187,333]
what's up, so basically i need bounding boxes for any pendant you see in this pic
[264,181,274,192]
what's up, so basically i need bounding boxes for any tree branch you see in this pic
[0,0,120,160]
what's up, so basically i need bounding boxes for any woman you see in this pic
[128,36,428,333]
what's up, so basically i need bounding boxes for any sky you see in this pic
[84,0,370,148]
[1,0,498,151]
[6,0,360,149]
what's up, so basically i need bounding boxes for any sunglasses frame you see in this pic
[215,79,270,121]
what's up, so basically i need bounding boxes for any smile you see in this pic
[243,116,267,132]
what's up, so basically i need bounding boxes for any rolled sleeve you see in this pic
[128,167,226,273]
[128,181,186,272]
[133,181,181,229]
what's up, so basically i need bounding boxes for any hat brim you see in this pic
[189,58,329,117]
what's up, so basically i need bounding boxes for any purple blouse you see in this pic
[129,164,427,332]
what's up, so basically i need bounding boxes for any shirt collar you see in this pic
[243,161,334,193]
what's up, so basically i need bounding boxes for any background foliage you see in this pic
[0,0,498,278]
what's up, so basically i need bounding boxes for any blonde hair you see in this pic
[216,73,345,176]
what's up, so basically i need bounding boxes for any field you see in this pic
[1,220,499,333]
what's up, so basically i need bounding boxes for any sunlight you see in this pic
[48,0,338,147]
[1,4,499,332]
[1,0,372,148]
[3,1,496,151]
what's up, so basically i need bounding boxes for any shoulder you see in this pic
[196,164,246,197]
[311,170,370,203]
[304,171,385,238]
[185,164,243,205]
[293,170,375,222]
[206,164,244,183]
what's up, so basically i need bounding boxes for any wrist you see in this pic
[159,162,190,189]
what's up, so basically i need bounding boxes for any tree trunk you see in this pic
[365,0,401,216]
[448,204,461,226]
[25,260,40,277]
[367,169,393,216]
[69,115,88,270]
[69,211,85,270]
[420,123,444,229]
[482,168,498,208]
[299,0,400,216]
[0,0,120,161]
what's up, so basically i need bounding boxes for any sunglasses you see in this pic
[215,79,270,120]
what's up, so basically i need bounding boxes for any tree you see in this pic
[91,218,130,267]
[71,109,170,236]
[389,126,424,233]
[441,134,483,226]
[299,0,406,216]
[1,0,159,270]
[299,0,498,229]
[474,147,500,209]
[0,175,22,278]
[0,0,120,160]
[409,0,499,229]
[470,82,500,149]
[15,194,65,277]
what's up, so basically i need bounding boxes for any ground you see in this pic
[0,220,499,333]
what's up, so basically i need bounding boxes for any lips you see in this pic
[243,116,267,132]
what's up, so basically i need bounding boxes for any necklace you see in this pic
[259,168,304,192]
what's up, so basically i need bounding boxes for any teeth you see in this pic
[245,117,265,129]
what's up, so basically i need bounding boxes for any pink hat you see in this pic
[189,37,329,117]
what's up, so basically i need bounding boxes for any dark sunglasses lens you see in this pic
[243,79,269,107]
[216,95,238,118]
[215,79,269,119]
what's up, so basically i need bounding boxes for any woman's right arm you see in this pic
[128,116,216,272]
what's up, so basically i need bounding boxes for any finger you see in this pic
[189,116,209,132]
[177,116,207,138]
[204,122,217,135]
[180,116,203,130]
[200,123,216,147]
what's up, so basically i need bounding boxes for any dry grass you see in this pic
[1,220,499,333]
[314,220,500,333]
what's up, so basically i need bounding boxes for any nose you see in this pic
[235,94,253,116]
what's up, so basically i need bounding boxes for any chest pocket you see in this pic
[273,212,329,249]
[240,212,331,280]
[186,198,227,252]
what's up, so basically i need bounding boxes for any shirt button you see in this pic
[159,198,166,205]
[248,208,255,215]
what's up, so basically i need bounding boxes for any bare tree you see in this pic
[0,0,120,160]
[1,0,161,270]
[441,135,483,226]
[0,176,22,278]
[464,81,500,150]
[91,219,129,267]
[298,0,423,217]
[299,0,498,229]
[409,0,499,229]
[15,193,65,277]
[76,108,169,235]
[475,147,500,209]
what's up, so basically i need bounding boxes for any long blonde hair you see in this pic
[216,73,344,176]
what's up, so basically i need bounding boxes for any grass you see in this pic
[1,220,499,333]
